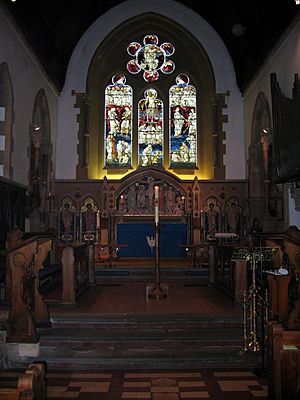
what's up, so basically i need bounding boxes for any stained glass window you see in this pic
[169,74,197,168]
[105,74,132,167]
[138,88,163,166]
[127,34,175,82]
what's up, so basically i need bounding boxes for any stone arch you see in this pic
[56,0,243,181]
[0,62,14,178]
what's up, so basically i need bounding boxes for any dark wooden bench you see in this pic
[268,321,300,400]
[0,362,46,400]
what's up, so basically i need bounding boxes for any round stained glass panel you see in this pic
[160,42,175,56]
[127,42,142,56]
[112,74,126,85]
[143,34,159,45]
[126,60,141,74]
[136,45,165,71]
[161,60,175,74]
[176,74,190,86]
[143,70,159,82]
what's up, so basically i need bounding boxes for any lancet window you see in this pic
[138,88,163,167]
[169,74,197,168]
[104,74,133,167]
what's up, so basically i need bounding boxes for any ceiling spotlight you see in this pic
[295,0,300,4]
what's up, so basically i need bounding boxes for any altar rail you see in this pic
[0,362,46,400]
[268,321,300,400]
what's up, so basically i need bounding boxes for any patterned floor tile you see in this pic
[1,369,268,399]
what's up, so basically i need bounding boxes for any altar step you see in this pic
[9,314,262,370]
[95,266,209,282]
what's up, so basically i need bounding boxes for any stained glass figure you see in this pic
[169,74,197,168]
[105,74,132,167]
[138,88,163,167]
[127,35,175,82]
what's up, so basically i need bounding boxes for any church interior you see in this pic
[1,0,300,398]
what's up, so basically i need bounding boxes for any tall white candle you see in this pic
[96,210,100,229]
[154,186,159,224]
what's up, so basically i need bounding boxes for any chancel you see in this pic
[0,0,300,399]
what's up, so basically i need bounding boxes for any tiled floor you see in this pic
[0,369,268,399]
[46,370,267,399]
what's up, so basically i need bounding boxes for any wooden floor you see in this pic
[49,275,240,318]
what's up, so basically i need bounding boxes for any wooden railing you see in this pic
[6,236,53,343]
[0,362,46,400]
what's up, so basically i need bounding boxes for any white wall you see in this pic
[0,7,58,186]
[244,13,300,227]
[56,0,245,180]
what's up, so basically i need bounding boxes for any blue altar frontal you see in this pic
[117,223,188,258]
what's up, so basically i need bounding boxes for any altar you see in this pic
[117,222,188,258]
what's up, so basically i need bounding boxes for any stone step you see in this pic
[95,267,209,282]
[11,347,261,371]
[49,314,242,329]
[7,313,262,371]
[39,327,242,342]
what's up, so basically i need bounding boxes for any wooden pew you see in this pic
[0,362,46,400]
[268,321,300,400]
[6,236,53,342]
[267,274,291,325]
[6,238,39,343]
[33,238,53,327]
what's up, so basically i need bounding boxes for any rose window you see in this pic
[126,34,175,82]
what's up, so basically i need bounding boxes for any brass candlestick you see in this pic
[148,222,167,299]
[148,186,167,299]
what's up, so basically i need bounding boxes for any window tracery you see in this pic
[104,37,198,170]
[126,34,175,82]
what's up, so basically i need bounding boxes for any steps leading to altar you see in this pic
[8,313,261,371]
